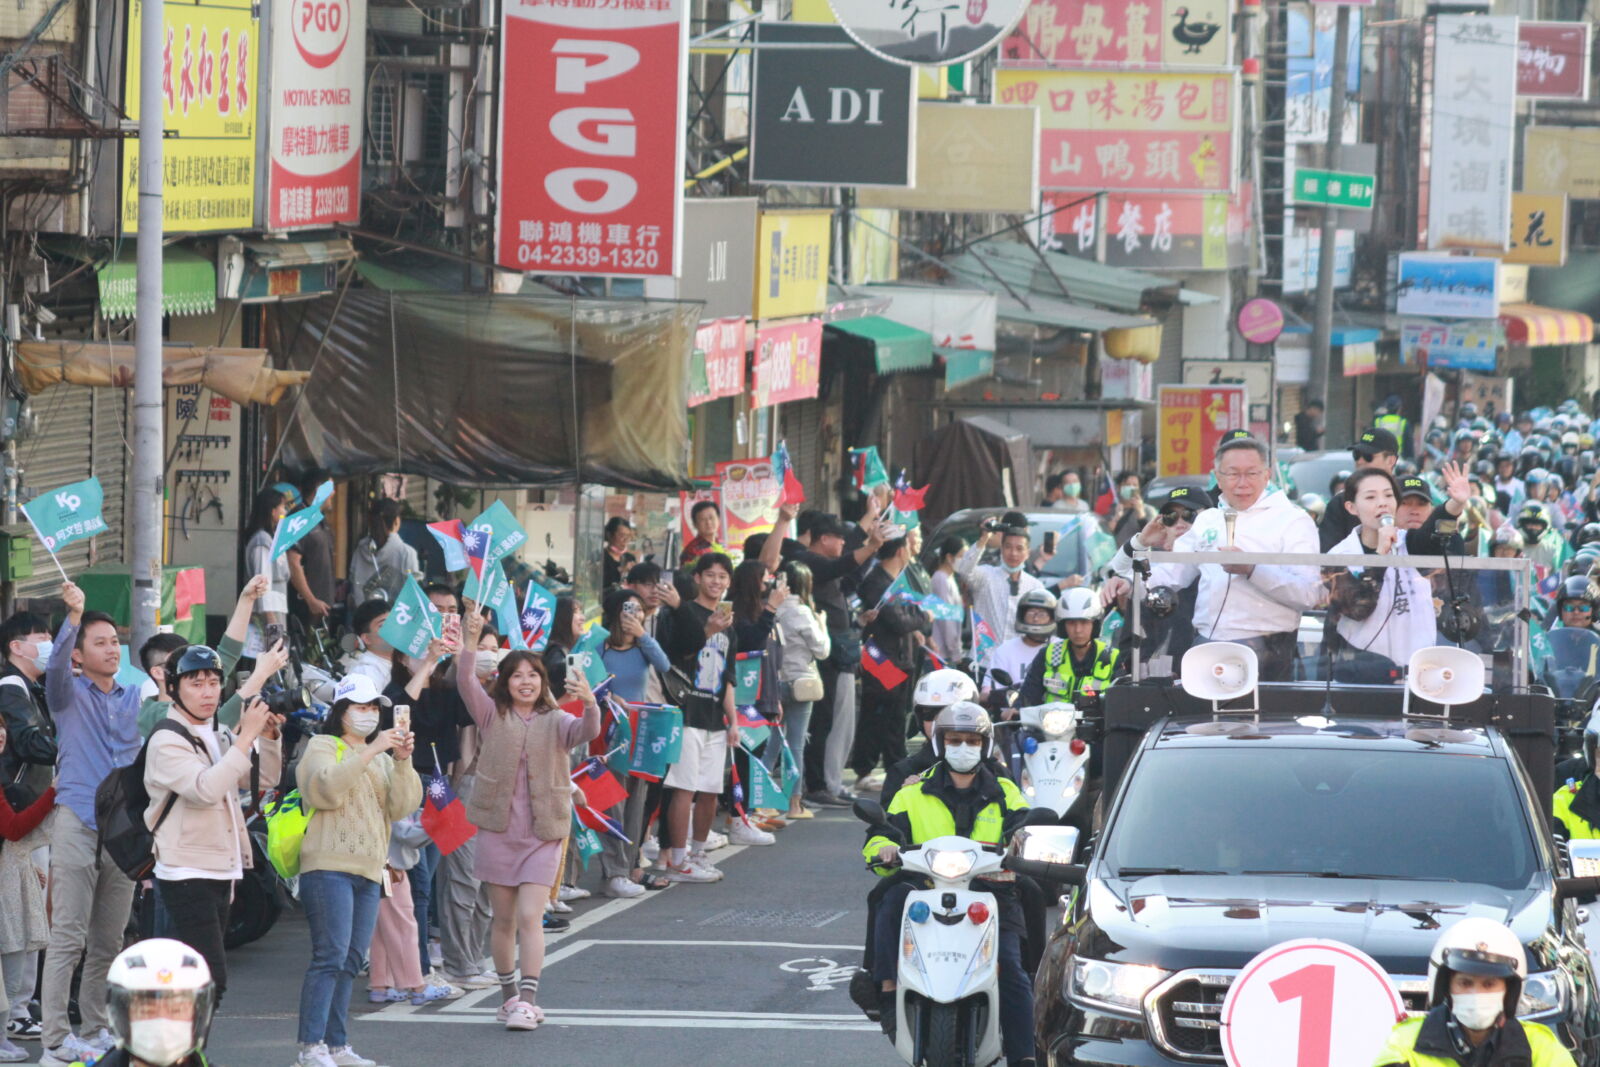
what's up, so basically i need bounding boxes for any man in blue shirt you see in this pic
[39,582,143,1067]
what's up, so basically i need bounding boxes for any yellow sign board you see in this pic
[1523,126,1600,199]
[856,103,1039,214]
[1505,192,1567,267]
[122,0,259,233]
[753,210,832,320]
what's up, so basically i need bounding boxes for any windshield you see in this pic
[1289,451,1355,499]
[1104,747,1539,890]
[1543,627,1600,701]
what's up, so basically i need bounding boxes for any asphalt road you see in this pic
[28,808,907,1067]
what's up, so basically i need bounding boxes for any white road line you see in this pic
[364,1008,878,1031]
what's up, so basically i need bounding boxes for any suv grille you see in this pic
[1146,972,1429,1061]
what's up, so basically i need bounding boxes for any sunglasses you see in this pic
[1566,604,1595,614]
[1160,509,1198,526]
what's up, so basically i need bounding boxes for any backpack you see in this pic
[262,738,347,880]
[94,720,203,881]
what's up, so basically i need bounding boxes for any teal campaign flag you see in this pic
[268,503,326,561]
[743,744,790,810]
[378,577,442,659]
[569,812,604,869]
[463,501,527,602]
[876,569,915,608]
[478,566,526,650]
[573,624,609,657]
[23,476,107,554]
[521,581,558,653]
[568,649,610,693]
[627,704,684,781]
[920,593,963,622]
[733,650,763,706]
[778,735,802,798]
[850,447,890,491]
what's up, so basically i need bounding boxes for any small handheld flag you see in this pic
[571,756,629,812]
[21,476,107,580]
[377,577,442,658]
[773,439,805,506]
[575,804,631,843]
[420,771,477,855]
[850,446,890,492]
[861,640,909,690]
[427,520,471,573]
[520,581,557,653]
[892,472,929,515]
[971,607,999,661]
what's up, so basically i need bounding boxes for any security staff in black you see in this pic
[862,702,1037,1067]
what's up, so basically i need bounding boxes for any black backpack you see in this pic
[94,720,203,880]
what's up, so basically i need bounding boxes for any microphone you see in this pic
[1222,507,1238,547]
[1379,513,1395,528]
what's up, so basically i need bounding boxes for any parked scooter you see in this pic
[854,799,1080,1067]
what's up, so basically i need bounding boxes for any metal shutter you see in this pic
[93,388,131,566]
[16,386,94,597]
[788,399,824,509]
[1152,304,1186,387]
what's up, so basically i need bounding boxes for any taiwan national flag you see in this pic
[861,640,909,690]
[971,607,999,661]
[420,772,477,855]
[736,704,770,729]
[459,526,490,581]
[892,472,929,515]
[575,803,631,843]
[571,756,630,811]
[427,519,472,573]
[772,439,805,506]
[520,581,556,653]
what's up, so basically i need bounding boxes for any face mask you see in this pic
[944,742,983,773]
[1450,991,1504,1031]
[1001,560,1025,575]
[1062,483,1081,498]
[1120,485,1138,501]
[128,1017,194,1066]
[347,709,381,737]
[20,640,48,672]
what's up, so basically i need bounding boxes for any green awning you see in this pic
[97,246,216,318]
[827,315,934,373]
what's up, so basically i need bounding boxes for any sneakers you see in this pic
[605,876,646,898]
[42,1035,102,1067]
[641,838,660,862]
[548,898,573,914]
[5,1018,40,1040]
[421,971,465,997]
[556,884,590,902]
[498,998,542,1031]
[0,1036,25,1063]
[427,938,443,968]
[729,820,776,846]
[704,830,729,851]
[292,1043,338,1067]
[542,913,570,931]
[326,1045,377,1067]
[687,851,725,879]
[441,970,498,990]
[366,987,407,1003]
[85,1028,116,1054]
[805,789,850,808]
[665,860,720,883]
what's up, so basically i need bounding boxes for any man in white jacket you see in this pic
[1108,436,1321,680]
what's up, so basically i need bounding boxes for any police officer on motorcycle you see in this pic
[862,703,1037,1067]
[881,668,982,809]
[1018,588,1124,707]
[1553,707,1600,840]
[1374,918,1574,1066]
[1555,577,1597,632]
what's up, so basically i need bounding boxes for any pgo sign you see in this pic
[496,3,689,278]
[826,0,1030,66]
[292,0,349,68]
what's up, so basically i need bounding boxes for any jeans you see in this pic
[297,869,381,1047]
[870,881,1035,1064]
[409,843,440,976]
[766,696,812,784]
[156,878,234,1003]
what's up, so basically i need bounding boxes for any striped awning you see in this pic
[97,246,216,318]
[1498,303,1594,346]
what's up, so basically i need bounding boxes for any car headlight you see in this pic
[1068,957,1170,1016]
[928,849,977,880]
[1041,708,1076,737]
[1519,970,1566,1017]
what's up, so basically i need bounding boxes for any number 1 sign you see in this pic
[1221,939,1405,1067]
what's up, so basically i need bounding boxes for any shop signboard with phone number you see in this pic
[715,459,781,556]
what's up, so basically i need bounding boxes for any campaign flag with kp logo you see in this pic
[520,581,557,653]
[377,576,442,658]
[462,501,526,602]
[22,477,107,555]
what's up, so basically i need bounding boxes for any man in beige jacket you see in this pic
[144,644,284,1006]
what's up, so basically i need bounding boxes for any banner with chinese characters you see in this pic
[688,317,746,408]
[495,1,688,277]
[267,0,367,229]
[753,210,832,319]
[1505,192,1567,267]
[1401,319,1503,372]
[1157,384,1245,477]
[122,0,259,233]
[714,459,781,549]
[1050,189,1250,270]
[752,319,822,409]
[1517,22,1591,100]
[995,70,1238,193]
[999,0,1232,69]
[1426,16,1516,251]
[1286,4,1362,145]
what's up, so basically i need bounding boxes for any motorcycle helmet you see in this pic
[929,700,995,761]
[1492,526,1525,553]
[1562,399,1584,416]
[162,644,224,711]
[1425,917,1526,1020]
[1559,576,1597,612]
[1473,459,1494,480]
[1583,434,1595,451]
[1575,524,1600,551]
[912,668,979,718]
[106,939,215,1067]
[1056,587,1102,622]
[1460,401,1478,420]
[1014,588,1059,638]
[1564,431,1582,453]
[1143,586,1178,618]
[1395,460,1419,478]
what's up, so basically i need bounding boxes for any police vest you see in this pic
[1042,639,1119,699]
[862,772,1029,874]
[1374,1014,1572,1066]
[1553,783,1600,841]
[1377,414,1409,449]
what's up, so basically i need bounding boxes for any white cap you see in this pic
[333,674,392,708]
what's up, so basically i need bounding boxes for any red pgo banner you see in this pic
[496,2,687,278]
[268,0,368,229]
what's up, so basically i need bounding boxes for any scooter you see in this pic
[1002,702,1091,826]
[855,799,1080,1067]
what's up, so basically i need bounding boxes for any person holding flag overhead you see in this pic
[598,588,672,895]
[852,535,932,793]
[241,488,291,659]
[456,605,600,1032]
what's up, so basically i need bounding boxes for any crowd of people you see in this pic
[1,396,1598,1067]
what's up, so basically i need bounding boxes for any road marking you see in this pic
[362,1008,877,1031]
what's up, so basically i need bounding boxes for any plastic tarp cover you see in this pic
[912,415,1036,527]
[270,290,702,488]
[15,341,308,406]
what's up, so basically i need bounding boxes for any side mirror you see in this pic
[989,669,1015,689]
[1005,855,1088,886]
[852,798,888,826]
[1554,876,1600,902]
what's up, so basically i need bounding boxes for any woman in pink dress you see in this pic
[457,607,599,1032]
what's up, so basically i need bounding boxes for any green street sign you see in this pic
[1293,168,1375,210]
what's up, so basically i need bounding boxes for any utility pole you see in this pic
[1309,4,1351,421]
[130,0,165,653]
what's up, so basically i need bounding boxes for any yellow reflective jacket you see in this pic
[1553,781,1600,841]
[862,762,1029,874]
[1374,1008,1574,1066]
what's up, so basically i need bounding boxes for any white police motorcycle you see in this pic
[855,799,1080,1067]
[1007,701,1092,825]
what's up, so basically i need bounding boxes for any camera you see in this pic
[259,676,312,719]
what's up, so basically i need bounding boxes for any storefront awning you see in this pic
[1499,303,1594,346]
[97,247,216,318]
[826,316,934,373]
[997,294,1155,334]
[243,237,356,269]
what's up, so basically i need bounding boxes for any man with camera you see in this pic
[1105,436,1321,681]
[958,511,1050,646]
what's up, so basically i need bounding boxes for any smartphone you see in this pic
[1042,531,1057,554]
[263,623,284,650]
[622,600,642,618]
[393,705,411,734]
[715,601,733,619]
